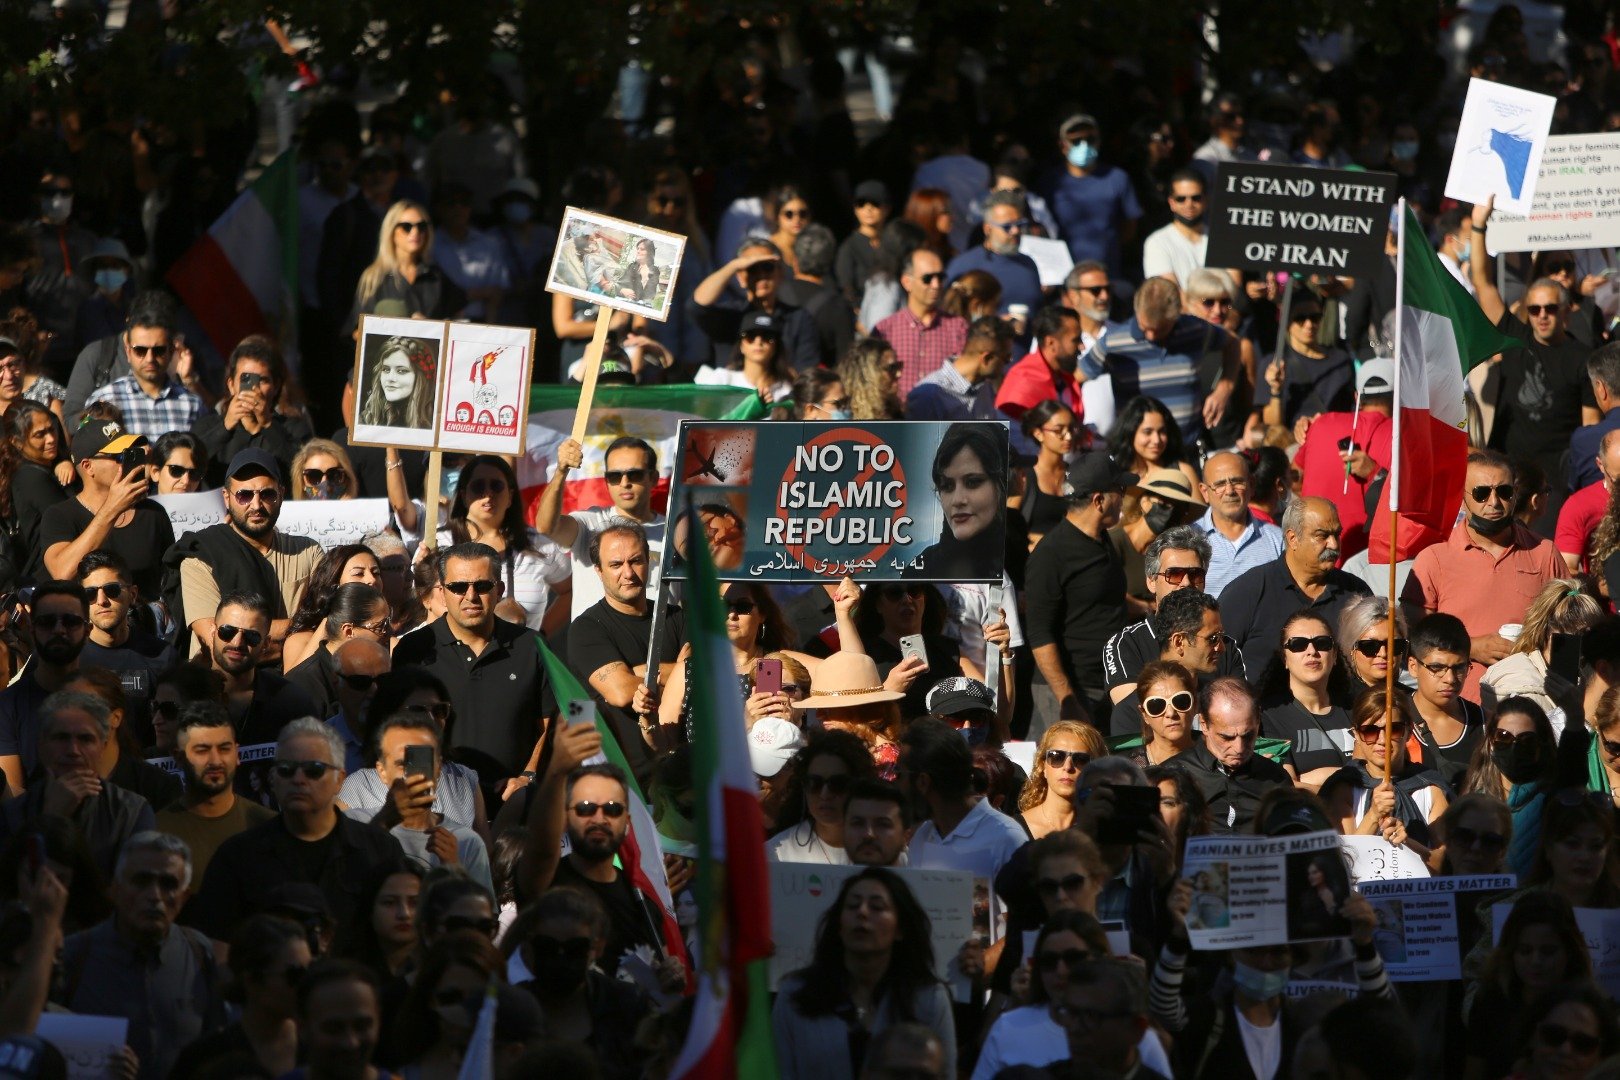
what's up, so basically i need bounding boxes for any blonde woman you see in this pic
[289,438,361,501]
[1016,720,1108,839]
[837,337,903,420]
[1481,577,1604,722]
[347,200,467,334]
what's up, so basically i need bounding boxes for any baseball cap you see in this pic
[926,677,996,717]
[226,447,282,484]
[1261,799,1334,837]
[596,355,637,386]
[1066,451,1137,498]
[496,177,540,203]
[70,419,146,463]
[853,179,890,206]
[1356,357,1394,395]
[1060,113,1100,139]
[749,717,805,778]
[739,311,781,341]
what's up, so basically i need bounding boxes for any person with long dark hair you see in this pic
[0,400,68,571]
[1013,399,1076,546]
[1342,688,1449,854]
[772,868,955,1079]
[903,422,1007,580]
[1107,395,1199,491]
[390,929,507,1077]
[281,544,383,671]
[344,859,423,981]
[767,730,875,865]
[167,913,311,1078]
[1461,695,1561,876]
[1260,611,1353,789]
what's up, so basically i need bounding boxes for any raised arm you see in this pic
[518,721,601,902]
[1470,197,1507,326]
[533,439,583,548]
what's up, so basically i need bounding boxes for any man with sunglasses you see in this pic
[944,190,1043,317]
[0,581,90,794]
[38,420,174,601]
[875,246,969,397]
[77,550,176,744]
[285,583,391,723]
[205,592,318,747]
[1403,449,1564,700]
[689,237,819,371]
[191,336,312,488]
[186,717,404,949]
[1141,169,1213,290]
[155,701,274,888]
[83,310,204,441]
[1107,589,1227,736]
[171,448,323,662]
[1063,261,1121,359]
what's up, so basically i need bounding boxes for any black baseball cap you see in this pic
[854,179,890,205]
[926,677,996,717]
[1066,451,1137,498]
[739,311,781,341]
[70,420,146,464]
[226,447,281,484]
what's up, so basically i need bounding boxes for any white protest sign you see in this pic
[1181,830,1352,948]
[1492,901,1620,998]
[769,863,976,1001]
[1487,132,1620,254]
[1360,874,1514,981]
[1019,235,1075,288]
[434,322,537,456]
[1341,835,1431,884]
[1444,77,1557,215]
[1001,741,1037,780]
[152,492,391,549]
[36,1014,128,1080]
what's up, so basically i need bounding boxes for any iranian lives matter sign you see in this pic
[1206,162,1397,277]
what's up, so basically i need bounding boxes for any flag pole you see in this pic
[1385,199,1407,775]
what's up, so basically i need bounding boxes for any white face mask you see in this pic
[41,194,72,224]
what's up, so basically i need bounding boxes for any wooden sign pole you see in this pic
[421,452,443,547]
[570,309,614,444]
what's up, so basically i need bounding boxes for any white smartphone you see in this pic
[899,634,928,668]
[567,699,599,728]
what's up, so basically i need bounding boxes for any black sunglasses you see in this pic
[916,272,944,285]
[605,469,648,485]
[128,344,170,358]
[406,702,453,723]
[725,599,757,616]
[1283,635,1335,653]
[164,463,202,481]
[571,800,626,818]
[1353,637,1408,658]
[466,478,507,498]
[806,773,851,796]
[82,582,125,602]
[395,221,426,233]
[1448,824,1508,852]
[302,467,347,488]
[34,613,85,632]
[1033,873,1088,900]
[216,624,264,647]
[443,579,497,596]
[1043,749,1091,770]
[339,673,379,693]
[1469,484,1516,503]
[229,487,282,507]
[273,759,337,780]
[1036,946,1095,972]
[1538,1022,1601,1055]
[1524,303,1562,316]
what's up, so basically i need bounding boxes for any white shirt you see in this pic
[565,506,669,619]
[693,365,792,403]
[946,575,1025,662]
[907,798,1028,941]
[1236,1008,1283,1080]
[1141,223,1208,289]
[971,1005,1173,1080]
[1438,251,1476,296]
[767,821,850,865]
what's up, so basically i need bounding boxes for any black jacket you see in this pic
[191,409,314,489]
[1165,741,1292,834]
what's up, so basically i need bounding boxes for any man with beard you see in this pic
[842,778,912,867]
[1222,496,1371,665]
[169,448,322,662]
[0,581,88,794]
[1141,170,1212,289]
[78,550,177,745]
[1404,450,1565,701]
[945,190,1044,315]
[295,960,388,1080]
[155,701,273,886]
[995,305,1083,458]
[206,592,318,747]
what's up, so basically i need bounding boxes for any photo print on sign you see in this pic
[351,315,445,449]
[545,207,688,323]
[435,322,536,456]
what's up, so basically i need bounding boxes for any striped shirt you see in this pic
[1194,507,1285,597]
[85,376,204,439]
[875,307,968,397]
[1081,314,1227,435]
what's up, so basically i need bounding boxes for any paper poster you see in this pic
[36,1014,128,1080]
[152,493,391,549]
[1341,836,1432,884]
[1445,77,1558,215]
[350,316,445,449]
[545,207,688,323]
[149,742,280,807]
[664,419,1009,583]
[1020,235,1075,288]
[1206,162,1396,276]
[1181,830,1352,949]
[1486,133,1620,253]
[1492,900,1620,998]
[1360,874,1514,981]
[435,322,536,456]
[769,863,977,1002]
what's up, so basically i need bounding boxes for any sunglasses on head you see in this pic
[273,759,336,780]
[1448,824,1508,852]
[1353,637,1407,658]
[82,582,125,602]
[806,773,851,796]
[128,343,169,359]
[1033,873,1088,900]
[1043,748,1091,770]
[230,486,281,507]
[572,800,626,818]
[1538,1022,1601,1055]
[466,478,507,498]
[1157,566,1206,586]
[605,469,648,486]
[1284,635,1335,653]
[1143,691,1194,717]
[302,467,347,488]
[1356,720,1409,742]
[1469,483,1516,503]
[164,463,202,481]
[34,613,84,632]
[443,579,496,596]
[216,624,263,647]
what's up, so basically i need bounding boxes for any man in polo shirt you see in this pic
[1194,451,1284,596]
[1107,589,1228,736]
[1025,452,1133,735]
[1221,496,1371,664]
[944,190,1044,315]
[875,246,968,396]
[1403,450,1566,700]
[905,316,1014,422]
[688,237,819,370]
[1166,678,1290,834]
[392,541,558,786]
[1556,428,1620,573]
[996,304,1083,458]
[1080,277,1238,439]
[1102,524,1245,705]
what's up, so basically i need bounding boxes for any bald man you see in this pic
[1193,451,1285,596]
[328,637,391,773]
[1556,427,1620,574]
[1218,496,1372,663]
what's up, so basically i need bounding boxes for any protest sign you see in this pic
[1360,875,1514,981]
[1486,133,1620,253]
[153,493,390,549]
[1341,835,1432,883]
[1205,162,1396,276]
[435,322,537,456]
[546,207,687,323]
[1492,901,1620,998]
[351,316,445,449]
[770,863,976,1001]
[1445,76,1557,215]
[1020,235,1075,288]
[1181,830,1352,948]
[36,1015,128,1080]
[664,420,1009,583]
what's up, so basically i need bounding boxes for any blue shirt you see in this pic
[1081,315,1228,436]
[1040,163,1142,275]
[945,246,1044,313]
[1194,508,1286,597]
[1570,407,1620,491]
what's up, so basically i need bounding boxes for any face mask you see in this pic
[959,723,989,747]
[1468,511,1514,536]
[1232,961,1290,1000]
[1066,141,1099,170]
[1172,210,1205,228]
[41,194,71,224]
[94,269,127,294]
[1458,241,1472,263]
[1391,140,1420,161]
[503,201,532,225]
[1494,740,1543,784]
[823,407,852,421]
[1145,501,1177,534]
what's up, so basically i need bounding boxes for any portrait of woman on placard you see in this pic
[360,335,437,430]
[615,237,665,308]
[903,423,1007,580]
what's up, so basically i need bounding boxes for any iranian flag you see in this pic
[519,385,766,526]
[668,502,776,1080]
[166,150,298,361]
[536,638,688,978]
[1367,205,1518,563]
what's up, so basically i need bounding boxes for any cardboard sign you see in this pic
[545,207,688,323]
[1181,830,1353,949]
[434,322,536,456]
[36,1014,128,1080]
[1341,835,1432,884]
[1206,162,1396,276]
[1486,132,1620,253]
[1445,77,1557,215]
[152,493,391,549]
[664,419,1009,583]
[1360,874,1514,981]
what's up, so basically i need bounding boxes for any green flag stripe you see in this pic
[535,636,646,803]
[1401,205,1518,370]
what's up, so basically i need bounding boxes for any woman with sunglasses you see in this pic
[1461,696,1561,876]
[1258,288,1355,428]
[1107,395,1201,494]
[1014,400,1076,548]
[1524,790,1620,910]
[348,201,467,335]
[1480,577,1602,722]
[1015,721,1107,839]
[288,438,360,502]
[791,367,851,422]
[1262,612,1354,790]
[168,913,310,1080]
[838,337,904,420]
[282,544,383,671]
[147,431,208,495]
[854,581,963,719]
[391,929,508,1077]
[1342,688,1450,854]
[1336,595,1409,700]
[1511,983,1617,1080]
[693,312,795,405]
[767,184,813,276]
[1115,660,1198,771]
[768,730,875,864]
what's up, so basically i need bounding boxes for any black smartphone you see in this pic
[239,371,263,393]
[403,744,434,778]
[1096,785,1162,846]
[1550,632,1583,686]
[118,446,148,479]
[1337,437,1359,454]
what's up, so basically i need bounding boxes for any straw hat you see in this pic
[1130,466,1205,508]
[791,651,905,710]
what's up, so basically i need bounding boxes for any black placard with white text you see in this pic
[1206,162,1397,277]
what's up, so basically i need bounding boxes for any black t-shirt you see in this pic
[81,630,177,746]
[1024,519,1129,697]
[867,634,964,719]
[569,601,686,777]
[1416,699,1486,788]
[552,856,660,973]
[10,460,68,574]
[36,498,175,598]
[277,822,339,885]
[1261,700,1353,774]
[1254,344,1356,426]
[1490,311,1596,477]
